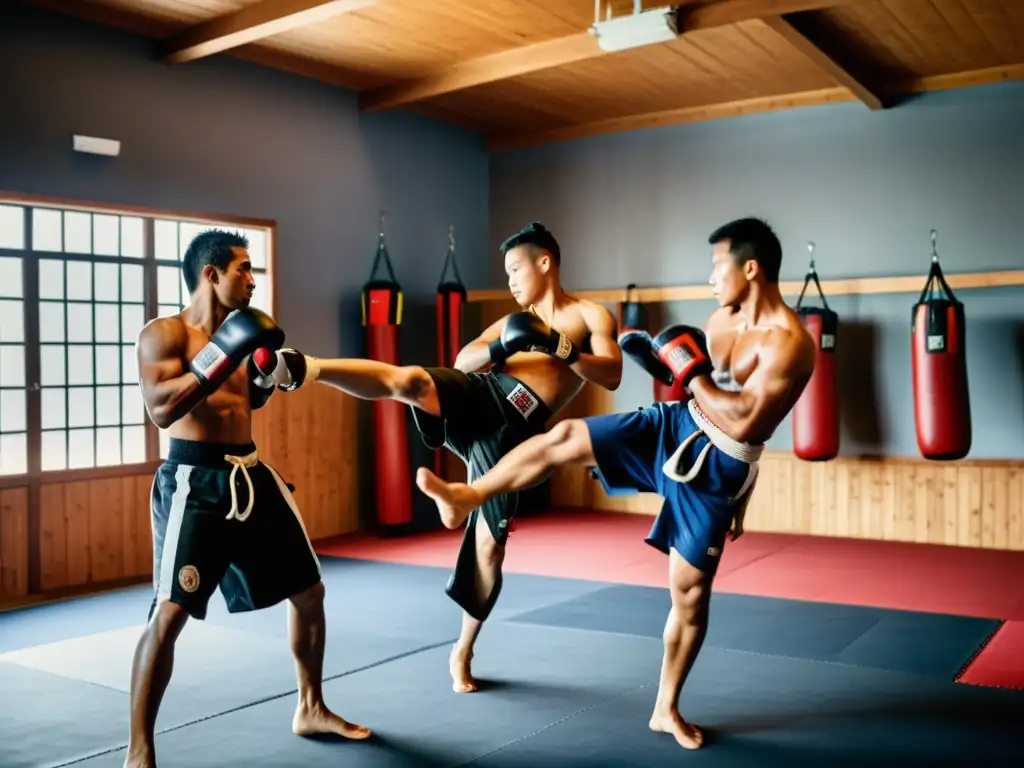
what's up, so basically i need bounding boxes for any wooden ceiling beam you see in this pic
[761,14,885,110]
[483,62,1024,153]
[678,0,858,31]
[484,88,856,152]
[159,0,376,65]
[359,0,859,113]
[359,32,600,113]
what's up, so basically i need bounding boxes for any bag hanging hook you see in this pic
[931,229,939,264]
[438,223,464,288]
[796,241,829,312]
[367,209,398,285]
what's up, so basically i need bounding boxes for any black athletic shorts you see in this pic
[149,438,322,620]
[411,369,552,545]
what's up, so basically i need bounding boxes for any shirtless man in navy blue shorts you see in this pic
[415,217,816,750]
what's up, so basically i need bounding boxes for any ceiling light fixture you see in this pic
[589,1,682,53]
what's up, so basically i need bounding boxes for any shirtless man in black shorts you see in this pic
[263,223,623,693]
[127,229,370,767]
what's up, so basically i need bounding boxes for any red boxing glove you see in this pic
[651,324,712,387]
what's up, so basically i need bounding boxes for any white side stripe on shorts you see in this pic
[156,464,194,602]
[264,464,322,578]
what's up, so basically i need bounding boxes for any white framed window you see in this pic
[0,197,274,478]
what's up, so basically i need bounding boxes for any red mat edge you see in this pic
[954,621,1005,682]
[955,620,1024,691]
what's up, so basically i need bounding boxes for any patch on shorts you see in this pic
[178,565,200,593]
[506,383,539,419]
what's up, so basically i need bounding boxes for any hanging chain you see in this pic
[807,241,816,274]
[931,229,939,263]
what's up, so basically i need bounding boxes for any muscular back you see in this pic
[499,299,606,414]
[137,313,254,444]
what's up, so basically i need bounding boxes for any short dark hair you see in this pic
[182,228,249,293]
[499,222,561,266]
[708,217,782,283]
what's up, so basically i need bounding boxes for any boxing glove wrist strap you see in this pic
[305,355,321,382]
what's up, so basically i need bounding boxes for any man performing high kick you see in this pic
[416,218,816,750]
[264,223,622,693]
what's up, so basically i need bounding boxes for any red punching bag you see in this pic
[434,226,465,477]
[791,252,839,461]
[912,231,971,460]
[361,220,414,528]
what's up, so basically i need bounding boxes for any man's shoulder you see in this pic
[762,316,816,374]
[573,296,615,326]
[138,314,188,355]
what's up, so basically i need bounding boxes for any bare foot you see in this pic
[123,750,156,768]
[416,468,481,529]
[450,646,478,693]
[293,703,372,740]
[649,710,704,749]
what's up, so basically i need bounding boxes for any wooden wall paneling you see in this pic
[0,382,357,610]
[0,487,30,601]
[251,382,360,541]
[550,454,1024,552]
[34,474,153,594]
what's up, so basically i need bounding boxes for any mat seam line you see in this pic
[455,681,656,766]
[501,619,981,681]
[47,637,459,768]
[0,661,130,697]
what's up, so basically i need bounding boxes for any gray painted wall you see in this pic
[0,1,491,527]
[490,82,1024,460]
[0,1,490,363]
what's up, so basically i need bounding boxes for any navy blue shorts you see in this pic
[584,400,758,574]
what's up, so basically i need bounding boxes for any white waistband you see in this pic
[224,449,259,522]
[661,400,763,502]
[687,399,764,464]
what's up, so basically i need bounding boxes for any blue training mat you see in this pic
[504,583,1003,679]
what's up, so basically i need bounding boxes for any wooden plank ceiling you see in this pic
[21,0,1024,150]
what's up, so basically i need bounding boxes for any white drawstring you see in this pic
[224,450,259,522]
[662,400,764,502]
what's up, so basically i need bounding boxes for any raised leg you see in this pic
[124,602,190,768]
[648,549,712,749]
[417,419,596,529]
[289,581,371,740]
[313,360,441,416]
[450,519,504,693]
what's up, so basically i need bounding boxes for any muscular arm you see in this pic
[136,319,204,429]
[569,303,622,391]
[453,316,506,373]
[688,329,808,444]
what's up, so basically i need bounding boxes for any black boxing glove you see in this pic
[500,312,579,365]
[651,324,711,387]
[270,348,321,391]
[487,338,510,367]
[190,308,285,395]
[248,347,278,410]
[619,329,674,387]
